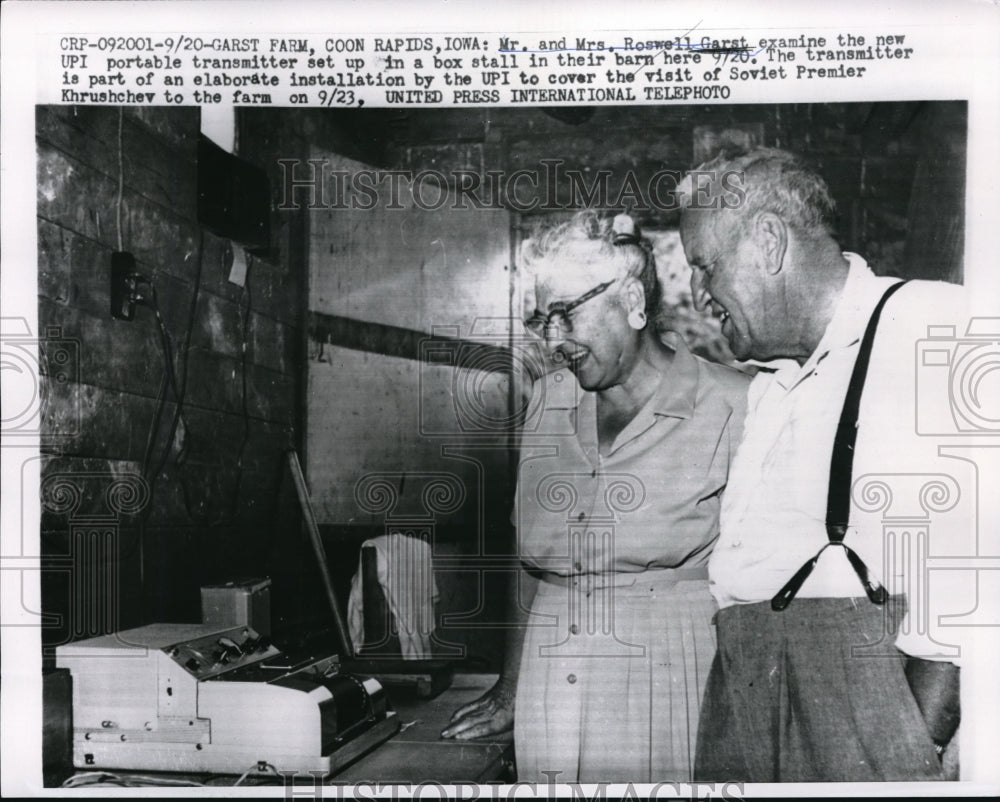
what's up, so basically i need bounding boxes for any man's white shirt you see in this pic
[711,253,974,661]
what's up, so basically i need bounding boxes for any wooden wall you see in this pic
[36,107,305,653]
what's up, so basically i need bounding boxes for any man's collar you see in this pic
[753,253,888,390]
[811,252,885,353]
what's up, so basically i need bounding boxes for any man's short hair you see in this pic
[679,147,838,237]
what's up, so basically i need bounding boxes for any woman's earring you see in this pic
[628,309,647,330]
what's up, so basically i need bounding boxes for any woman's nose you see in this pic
[543,321,569,358]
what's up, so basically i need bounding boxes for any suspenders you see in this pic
[771,280,910,612]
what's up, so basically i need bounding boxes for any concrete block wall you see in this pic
[36,106,305,653]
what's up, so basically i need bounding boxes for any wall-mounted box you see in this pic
[197,135,271,252]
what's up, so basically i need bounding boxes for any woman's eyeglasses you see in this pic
[524,280,616,339]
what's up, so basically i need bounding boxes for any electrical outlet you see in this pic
[111,251,138,320]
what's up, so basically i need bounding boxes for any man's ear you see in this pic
[755,212,788,276]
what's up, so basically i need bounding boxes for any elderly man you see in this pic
[678,148,966,781]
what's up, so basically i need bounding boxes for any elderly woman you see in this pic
[441,211,748,782]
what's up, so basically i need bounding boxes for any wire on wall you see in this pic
[97,108,264,625]
[175,245,252,528]
[116,107,125,252]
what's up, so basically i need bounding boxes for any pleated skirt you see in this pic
[514,573,717,783]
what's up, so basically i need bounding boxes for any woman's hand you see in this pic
[440,679,515,740]
[441,569,535,740]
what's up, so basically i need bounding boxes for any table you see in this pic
[332,673,514,784]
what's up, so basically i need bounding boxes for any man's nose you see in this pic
[690,269,711,311]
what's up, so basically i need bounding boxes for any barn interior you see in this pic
[34,100,966,783]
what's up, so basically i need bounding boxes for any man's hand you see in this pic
[440,679,515,740]
[904,657,960,751]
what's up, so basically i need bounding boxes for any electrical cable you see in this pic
[232,761,281,786]
[227,114,251,523]
[146,289,185,492]
[114,113,254,542]
[229,263,253,519]
[62,771,203,788]
[140,361,169,481]
[107,111,204,614]
[136,281,184,506]
[176,246,252,528]
[135,282,170,595]
[160,230,204,466]
[135,278,185,609]
[110,106,161,598]
[116,107,124,252]
[157,231,206,527]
